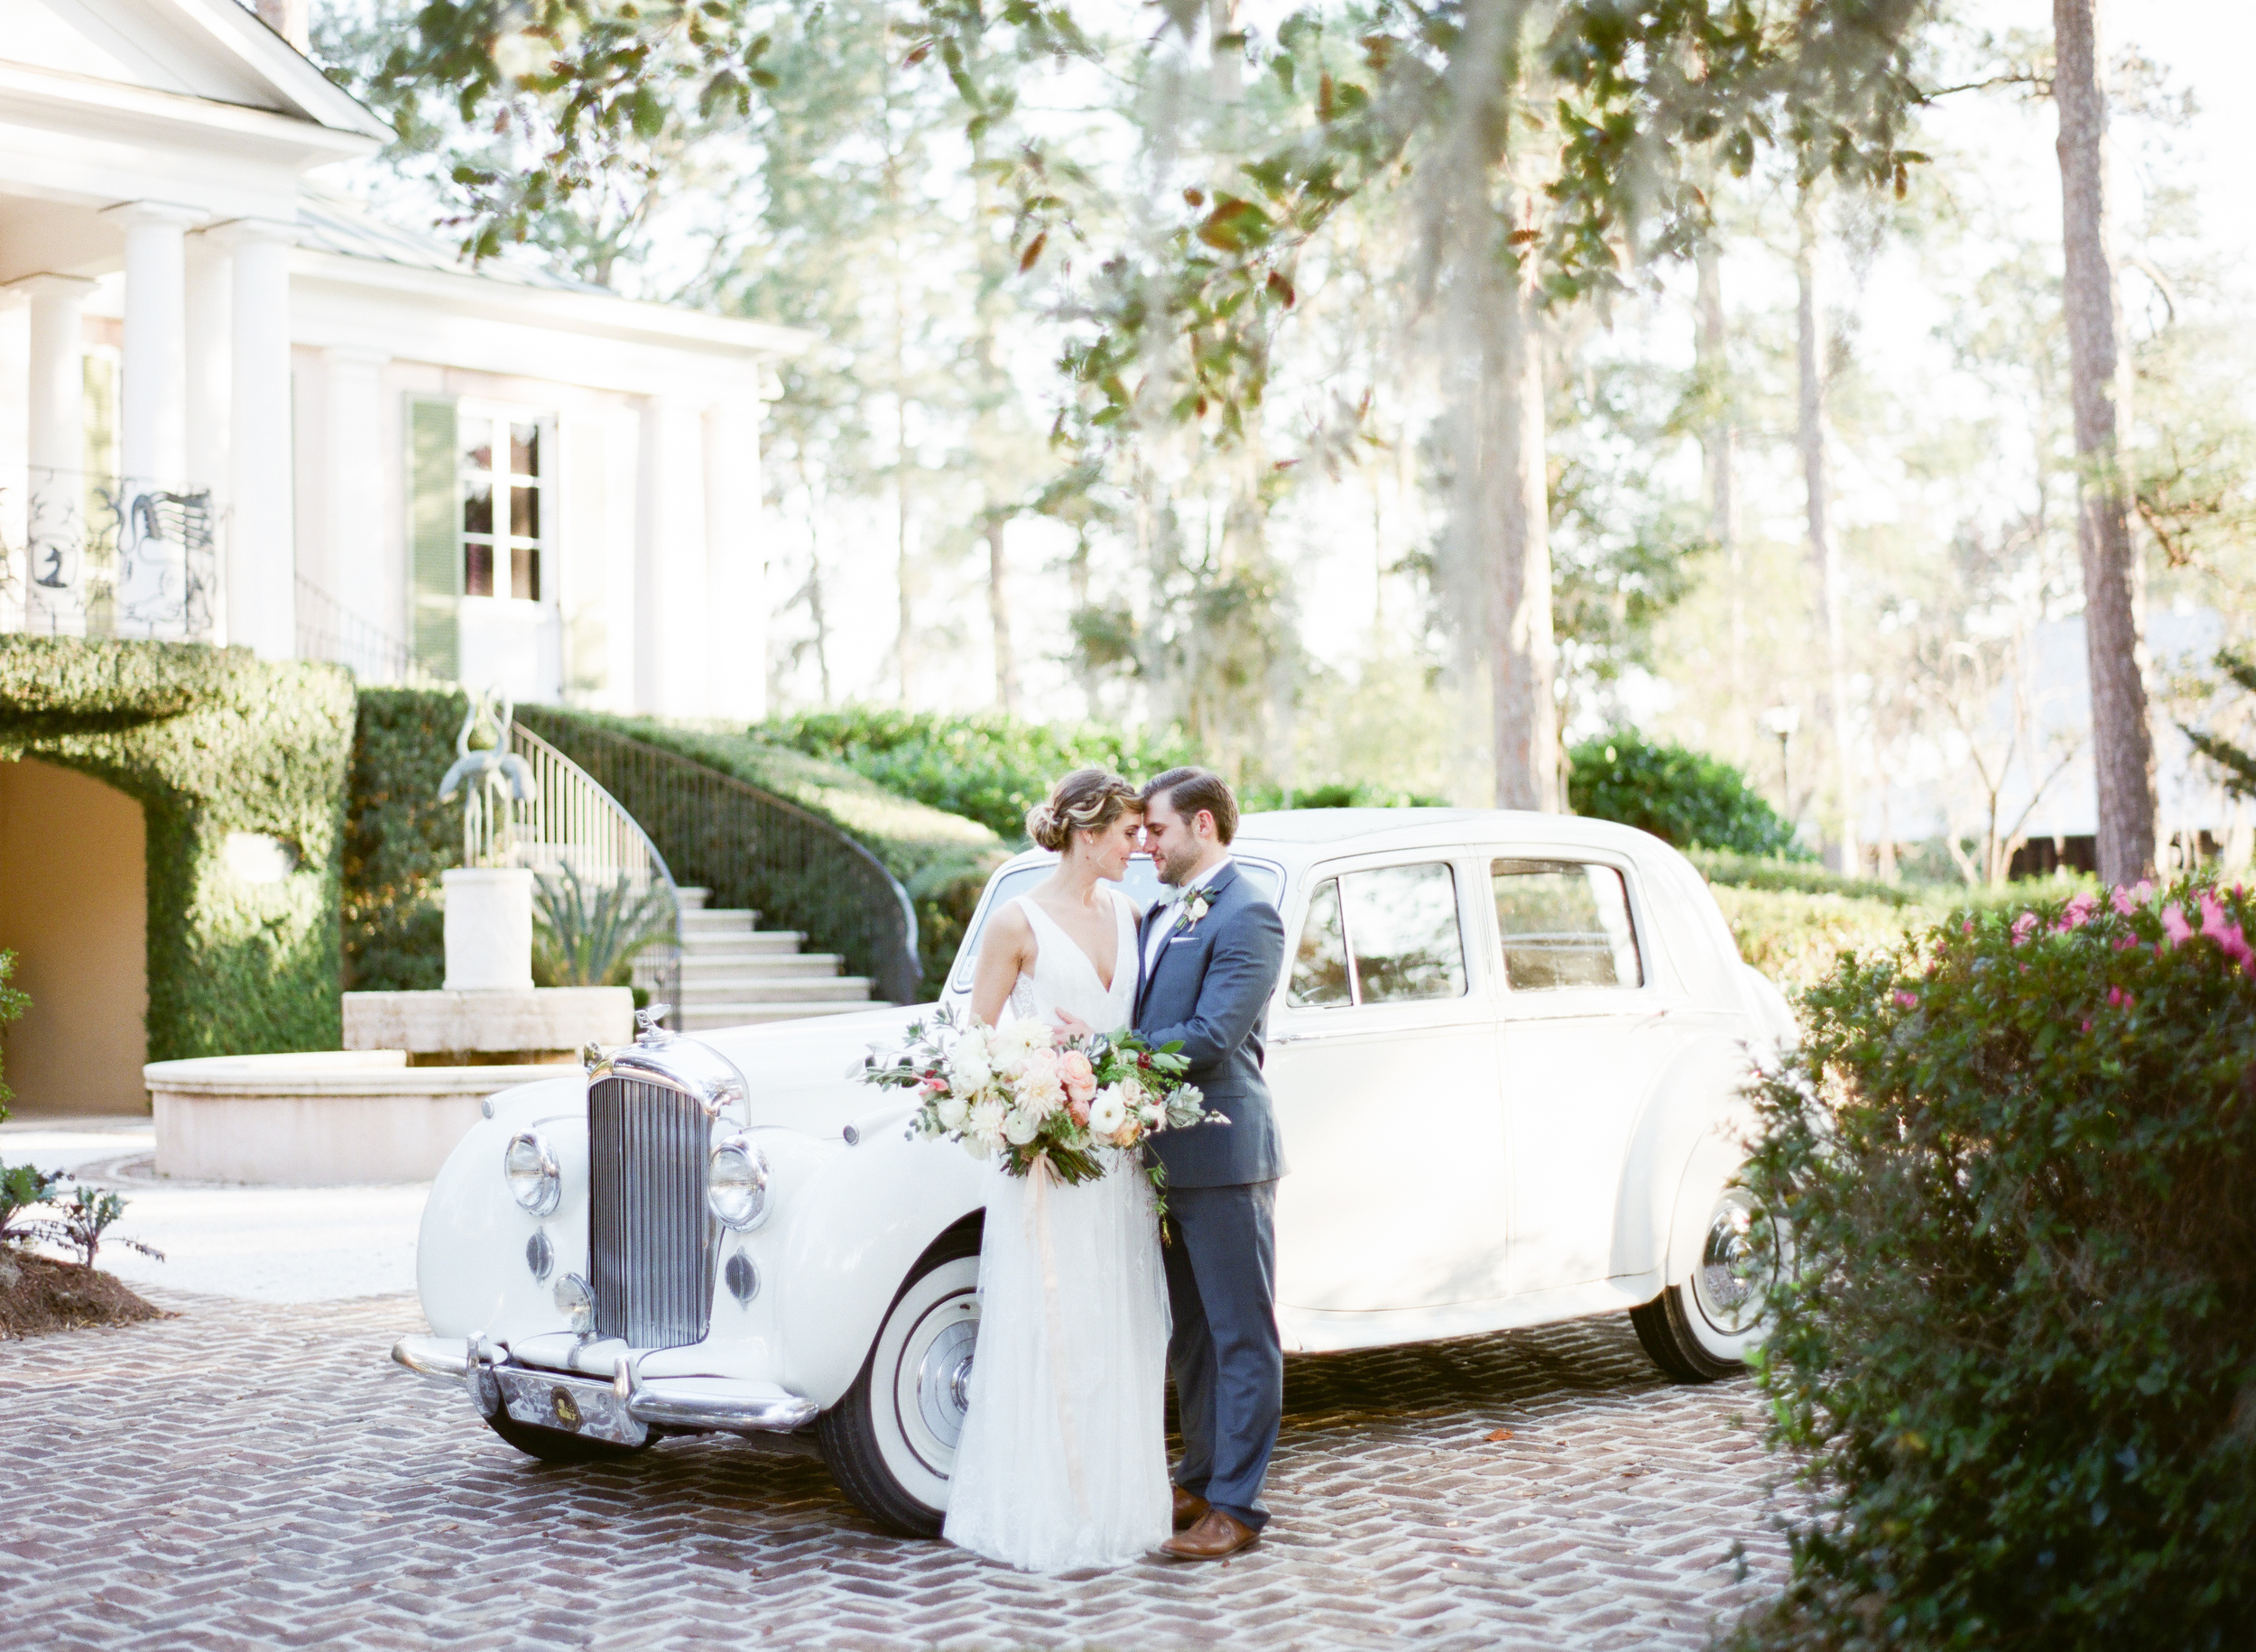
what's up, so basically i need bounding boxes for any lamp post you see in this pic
[1761,705,1800,818]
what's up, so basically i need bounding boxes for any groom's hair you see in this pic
[1141,767,1238,844]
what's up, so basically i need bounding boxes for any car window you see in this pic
[948,855,1283,992]
[1345,862,1467,1002]
[1491,859,1642,991]
[1288,878,1352,1006]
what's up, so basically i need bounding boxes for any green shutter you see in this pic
[407,395,460,680]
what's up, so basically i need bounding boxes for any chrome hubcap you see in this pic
[914,1317,979,1451]
[1692,1195,1771,1334]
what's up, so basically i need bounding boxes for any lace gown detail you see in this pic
[942,892,1172,1572]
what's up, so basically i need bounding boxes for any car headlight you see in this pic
[504,1131,560,1216]
[707,1134,772,1232]
[554,1271,596,1334]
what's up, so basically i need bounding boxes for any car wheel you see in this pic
[1631,1186,1775,1382]
[483,1408,656,1464]
[817,1223,982,1537]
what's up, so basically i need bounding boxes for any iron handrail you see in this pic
[513,708,922,1006]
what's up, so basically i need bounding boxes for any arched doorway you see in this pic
[0,756,149,1115]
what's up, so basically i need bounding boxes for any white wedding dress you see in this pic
[942,891,1172,1572]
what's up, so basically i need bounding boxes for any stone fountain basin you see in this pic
[143,1051,576,1186]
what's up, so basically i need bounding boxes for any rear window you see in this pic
[1288,862,1467,1007]
[1491,859,1641,992]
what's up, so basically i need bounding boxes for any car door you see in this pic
[1489,854,1683,1296]
[1270,854,1508,1313]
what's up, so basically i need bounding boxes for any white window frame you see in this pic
[456,400,557,607]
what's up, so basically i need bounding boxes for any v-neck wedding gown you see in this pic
[941,891,1172,1572]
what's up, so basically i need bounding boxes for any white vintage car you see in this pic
[394,808,1796,1534]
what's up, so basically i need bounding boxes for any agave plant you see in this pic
[531,863,677,989]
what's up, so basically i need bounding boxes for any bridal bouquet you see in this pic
[860,1006,1218,1193]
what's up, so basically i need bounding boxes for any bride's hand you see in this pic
[1053,1009,1095,1040]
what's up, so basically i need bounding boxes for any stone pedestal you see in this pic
[442,867,533,991]
[342,986,633,1066]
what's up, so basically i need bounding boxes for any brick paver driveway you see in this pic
[1,1289,1798,1650]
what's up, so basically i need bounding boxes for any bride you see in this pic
[946,768,1171,1571]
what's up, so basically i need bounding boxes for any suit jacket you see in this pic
[1133,860,1289,1189]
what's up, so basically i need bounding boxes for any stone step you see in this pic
[678,1001,879,1029]
[677,953,846,980]
[679,928,806,954]
[675,974,874,1004]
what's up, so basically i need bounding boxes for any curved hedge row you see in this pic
[0,636,355,1060]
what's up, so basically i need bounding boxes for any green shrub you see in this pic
[1689,850,1921,907]
[761,706,1200,842]
[1569,731,1803,856]
[0,951,27,1119]
[0,636,352,1058]
[344,687,470,992]
[1248,780,1447,810]
[1709,886,1921,997]
[1737,878,2256,1651]
[532,864,674,989]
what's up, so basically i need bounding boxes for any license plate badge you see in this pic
[490,1366,650,1447]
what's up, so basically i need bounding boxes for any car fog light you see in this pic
[707,1135,772,1232]
[525,1230,554,1282]
[504,1131,561,1217]
[554,1271,596,1334]
[725,1251,759,1304]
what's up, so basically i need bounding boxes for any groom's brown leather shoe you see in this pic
[1172,1487,1209,1531]
[1161,1509,1258,1561]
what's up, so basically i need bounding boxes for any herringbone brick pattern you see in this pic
[0,1290,1798,1649]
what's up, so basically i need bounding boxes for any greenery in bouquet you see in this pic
[1734,873,2256,1651]
[861,1007,1215,1207]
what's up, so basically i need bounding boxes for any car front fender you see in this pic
[1608,1029,1761,1284]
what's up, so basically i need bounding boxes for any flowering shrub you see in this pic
[1736,876,2256,1650]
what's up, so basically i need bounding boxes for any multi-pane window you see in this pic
[459,411,547,601]
[1288,863,1467,1008]
[1491,860,1642,991]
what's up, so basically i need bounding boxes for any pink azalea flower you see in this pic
[2112,886,2139,918]
[1894,991,1919,1010]
[2106,985,2134,1011]
[1963,920,1976,935]
[2060,892,2098,930]
[2081,1018,2093,1033]
[2161,905,2194,947]
[2011,912,2039,945]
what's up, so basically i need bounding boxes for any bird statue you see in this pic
[438,690,535,869]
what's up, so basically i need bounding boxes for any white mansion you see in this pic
[0,0,805,717]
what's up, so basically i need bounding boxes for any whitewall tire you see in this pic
[1631,1186,1775,1382]
[816,1225,982,1536]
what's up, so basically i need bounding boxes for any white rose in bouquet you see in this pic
[1088,1083,1129,1137]
[1003,1104,1042,1146]
[936,1093,969,1131]
[951,1029,994,1093]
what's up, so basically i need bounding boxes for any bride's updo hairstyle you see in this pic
[1026,768,1141,854]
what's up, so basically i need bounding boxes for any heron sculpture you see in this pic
[438,690,535,868]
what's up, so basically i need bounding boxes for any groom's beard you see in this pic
[1154,841,1201,887]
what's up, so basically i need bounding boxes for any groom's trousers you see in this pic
[1163,1179,1283,1531]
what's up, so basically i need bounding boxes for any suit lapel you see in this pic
[1136,862,1238,1021]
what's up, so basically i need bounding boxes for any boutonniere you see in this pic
[1172,890,1214,935]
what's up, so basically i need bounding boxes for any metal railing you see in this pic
[296,576,444,686]
[0,466,217,640]
[508,721,683,1027]
[514,707,922,1006]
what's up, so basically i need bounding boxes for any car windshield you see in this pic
[947,854,1283,992]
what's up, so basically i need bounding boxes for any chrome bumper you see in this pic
[392,1334,819,1438]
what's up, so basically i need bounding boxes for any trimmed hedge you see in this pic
[0,950,27,1117]
[1737,880,2256,1650]
[760,706,1200,843]
[0,636,354,1059]
[344,687,471,992]
[1570,731,1802,856]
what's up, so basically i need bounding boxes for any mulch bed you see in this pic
[0,1249,171,1339]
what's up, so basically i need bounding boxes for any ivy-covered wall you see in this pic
[344,686,470,992]
[0,636,356,1059]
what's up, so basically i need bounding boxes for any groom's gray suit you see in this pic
[1134,860,1288,1532]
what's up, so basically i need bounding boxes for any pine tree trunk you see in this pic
[1796,189,1859,874]
[1489,235,1558,812]
[2054,0,2158,882]
[985,516,1018,715]
[1693,239,1742,707]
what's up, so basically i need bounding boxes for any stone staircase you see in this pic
[661,888,879,1031]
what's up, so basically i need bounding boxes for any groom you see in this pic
[1133,768,1288,1561]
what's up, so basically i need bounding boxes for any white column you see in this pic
[703,395,765,723]
[320,346,394,676]
[633,394,709,716]
[217,218,298,660]
[110,203,201,490]
[184,235,232,643]
[14,274,96,634]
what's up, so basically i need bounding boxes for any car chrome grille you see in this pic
[587,1075,716,1350]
